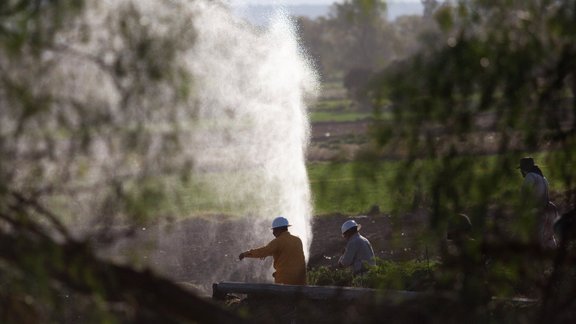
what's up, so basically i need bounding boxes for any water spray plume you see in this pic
[0,0,318,292]
[177,1,318,287]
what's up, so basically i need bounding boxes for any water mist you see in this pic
[2,0,318,293]
[77,0,320,291]
[164,1,318,289]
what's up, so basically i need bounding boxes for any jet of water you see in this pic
[0,0,318,292]
[174,1,318,287]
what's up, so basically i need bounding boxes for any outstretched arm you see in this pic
[239,239,277,260]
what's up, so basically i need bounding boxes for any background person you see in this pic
[338,219,375,275]
[519,157,549,208]
[518,157,557,248]
[238,216,307,285]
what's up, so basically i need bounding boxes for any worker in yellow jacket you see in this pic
[239,216,307,285]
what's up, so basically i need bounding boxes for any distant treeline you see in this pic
[234,2,423,26]
[294,0,440,110]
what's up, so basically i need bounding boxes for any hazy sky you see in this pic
[229,0,421,5]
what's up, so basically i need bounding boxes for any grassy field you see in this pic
[307,151,570,216]
[310,82,379,123]
[73,146,569,221]
[113,151,570,218]
[310,111,374,123]
[308,161,398,215]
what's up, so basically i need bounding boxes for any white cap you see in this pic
[271,216,291,229]
[341,220,360,234]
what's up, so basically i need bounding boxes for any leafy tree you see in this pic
[297,0,394,81]
[298,0,433,113]
[422,0,439,18]
[367,0,576,320]
[330,0,389,70]
[0,0,242,321]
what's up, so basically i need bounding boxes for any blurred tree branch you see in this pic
[0,0,245,322]
[362,0,576,320]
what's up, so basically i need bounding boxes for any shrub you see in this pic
[308,259,439,290]
[359,258,439,290]
[307,266,354,286]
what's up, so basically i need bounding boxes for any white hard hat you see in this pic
[271,216,291,229]
[341,220,360,234]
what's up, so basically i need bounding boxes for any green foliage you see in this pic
[297,0,431,82]
[360,258,439,290]
[0,0,85,55]
[0,0,199,226]
[307,266,355,286]
[434,5,454,31]
[124,178,173,223]
[369,0,576,226]
[0,1,230,321]
[308,259,439,290]
[361,0,576,320]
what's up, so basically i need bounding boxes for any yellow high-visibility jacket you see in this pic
[244,231,307,285]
